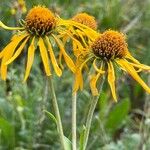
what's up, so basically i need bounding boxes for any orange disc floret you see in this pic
[72,13,97,30]
[25,6,56,35]
[91,30,128,60]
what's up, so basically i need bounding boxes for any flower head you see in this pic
[57,13,99,67]
[63,13,98,58]
[92,30,127,59]
[74,30,150,102]
[0,6,95,81]
[72,13,97,30]
[25,6,56,35]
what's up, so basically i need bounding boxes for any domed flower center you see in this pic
[25,6,56,35]
[72,13,97,30]
[91,30,127,60]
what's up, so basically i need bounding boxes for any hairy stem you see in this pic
[48,76,66,150]
[72,91,77,150]
[83,76,105,150]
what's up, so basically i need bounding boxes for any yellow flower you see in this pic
[0,6,94,81]
[58,12,98,65]
[71,13,98,57]
[72,13,97,30]
[74,30,150,102]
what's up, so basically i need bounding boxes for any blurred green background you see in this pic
[0,0,150,149]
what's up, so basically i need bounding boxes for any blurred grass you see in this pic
[0,0,150,149]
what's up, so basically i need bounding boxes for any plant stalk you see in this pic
[72,91,77,150]
[83,76,105,150]
[48,76,66,150]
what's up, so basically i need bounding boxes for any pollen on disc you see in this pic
[72,13,97,30]
[91,30,128,60]
[25,6,56,35]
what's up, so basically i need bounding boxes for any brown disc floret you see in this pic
[91,30,128,60]
[25,6,56,35]
[72,13,97,30]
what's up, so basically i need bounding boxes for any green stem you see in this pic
[72,91,77,150]
[48,76,66,150]
[83,76,105,150]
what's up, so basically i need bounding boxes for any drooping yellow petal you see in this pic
[74,55,95,92]
[125,52,150,72]
[107,62,117,102]
[117,59,150,93]
[0,21,24,30]
[72,40,83,57]
[126,51,140,64]
[76,30,88,47]
[72,41,78,56]
[38,37,51,76]
[23,37,36,82]
[62,30,84,57]
[128,62,150,70]
[93,59,105,74]
[52,34,76,73]
[90,73,101,96]
[58,19,99,37]
[0,33,28,58]
[58,51,64,69]
[6,37,29,65]
[58,19,99,42]
[73,69,83,92]
[62,34,69,44]
[0,34,28,80]
[45,36,62,77]
[90,62,105,96]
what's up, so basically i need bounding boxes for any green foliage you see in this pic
[79,125,86,150]
[0,117,15,149]
[105,98,130,134]
[0,0,150,149]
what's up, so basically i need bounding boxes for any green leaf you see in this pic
[44,110,57,125]
[64,136,72,150]
[79,125,86,150]
[105,98,130,134]
[98,91,109,120]
[44,110,71,150]
[0,117,15,148]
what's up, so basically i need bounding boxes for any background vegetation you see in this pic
[0,0,150,149]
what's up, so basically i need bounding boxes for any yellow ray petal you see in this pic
[0,33,28,58]
[126,51,140,64]
[58,51,64,69]
[52,34,76,73]
[0,34,28,80]
[90,73,101,96]
[90,62,105,96]
[0,21,24,30]
[74,66,84,91]
[72,41,77,56]
[58,19,98,36]
[117,59,150,93]
[6,37,29,65]
[58,19,99,41]
[62,34,69,44]
[76,30,88,47]
[93,59,105,74]
[45,36,62,77]
[38,37,51,76]
[72,40,82,57]
[128,62,150,70]
[62,30,84,56]
[73,69,83,92]
[107,62,117,102]
[23,37,36,82]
